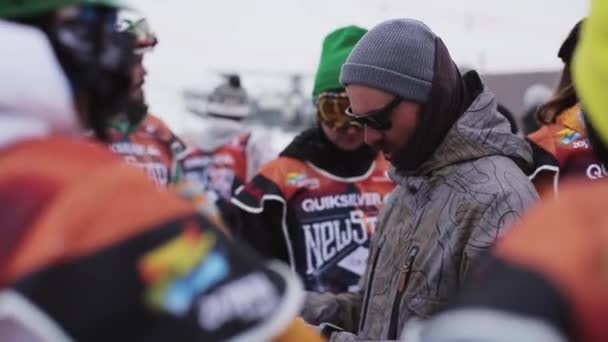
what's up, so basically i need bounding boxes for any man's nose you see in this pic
[364,125,383,146]
[345,125,361,135]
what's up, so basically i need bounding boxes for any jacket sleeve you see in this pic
[411,256,570,342]
[300,227,374,332]
[300,219,383,332]
[573,0,608,134]
[350,256,569,342]
[301,290,363,333]
[231,172,292,264]
[459,185,539,284]
[236,200,291,263]
[333,259,568,342]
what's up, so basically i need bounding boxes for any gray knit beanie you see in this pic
[340,19,437,104]
[206,75,250,119]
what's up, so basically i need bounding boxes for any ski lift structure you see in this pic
[183,70,316,132]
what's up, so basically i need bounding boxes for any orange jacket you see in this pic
[0,136,322,342]
[178,132,250,200]
[233,154,395,293]
[0,136,193,285]
[107,114,187,188]
[496,178,608,342]
[528,104,605,198]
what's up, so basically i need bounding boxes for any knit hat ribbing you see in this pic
[340,19,437,103]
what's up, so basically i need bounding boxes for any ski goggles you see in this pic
[345,96,402,131]
[316,92,362,130]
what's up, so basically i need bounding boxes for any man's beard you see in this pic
[126,98,149,126]
[389,144,415,172]
[379,138,416,173]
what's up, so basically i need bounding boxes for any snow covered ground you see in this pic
[126,0,589,146]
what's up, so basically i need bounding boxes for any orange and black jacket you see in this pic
[232,128,395,293]
[106,114,187,188]
[0,136,321,342]
[177,132,250,201]
[528,104,606,197]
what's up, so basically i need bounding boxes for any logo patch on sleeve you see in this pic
[138,223,229,316]
[286,172,320,189]
[558,128,583,145]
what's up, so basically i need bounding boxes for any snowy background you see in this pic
[126,0,589,148]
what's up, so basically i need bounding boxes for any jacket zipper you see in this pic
[359,244,382,331]
[388,246,419,339]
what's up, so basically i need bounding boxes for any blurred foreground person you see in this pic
[106,12,187,188]
[528,19,606,198]
[0,1,321,341]
[232,26,395,294]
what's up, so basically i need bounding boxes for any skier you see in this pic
[106,11,187,188]
[232,26,395,294]
[179,75,273,200]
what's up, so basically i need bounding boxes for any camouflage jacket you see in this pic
[302,88,539,341]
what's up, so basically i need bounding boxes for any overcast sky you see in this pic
[127,0,589,130]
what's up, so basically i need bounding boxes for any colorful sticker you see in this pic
[286,172,320,189]
[138,223,229,316]
[558,128,582,145]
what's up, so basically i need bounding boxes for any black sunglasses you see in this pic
[345,97,402,130]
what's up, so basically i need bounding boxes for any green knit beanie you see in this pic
[312,25,367,98]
